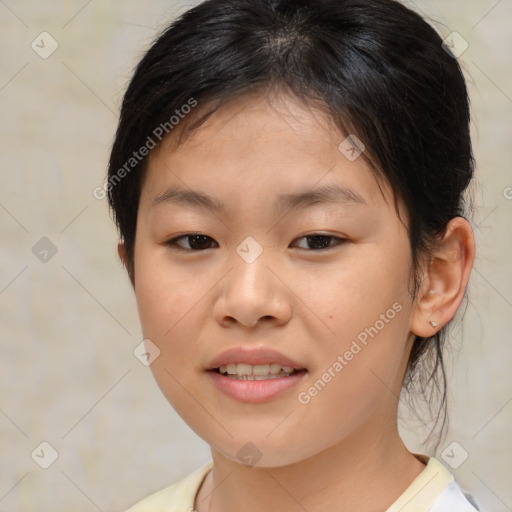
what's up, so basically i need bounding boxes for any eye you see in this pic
[165,233,218,251]
[291,233,346,251]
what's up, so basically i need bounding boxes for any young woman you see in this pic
[107,0,480,510]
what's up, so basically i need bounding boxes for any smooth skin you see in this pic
[118,91,475,512]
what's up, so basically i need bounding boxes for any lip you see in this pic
[206,346,307,404]
[206,346,305,370]
[208,370,307,403]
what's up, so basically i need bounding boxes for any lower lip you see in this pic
[207,370,307,403]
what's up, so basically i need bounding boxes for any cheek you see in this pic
[133,248,209,413]
[303,247,412,337]
[133,245,209,373]
[134,244,192,329]
[298,244,413,404]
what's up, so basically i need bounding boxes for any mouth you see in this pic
[212,363,305,380]
[206,347,308,402]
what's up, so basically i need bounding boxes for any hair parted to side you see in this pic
[107,0,474,448]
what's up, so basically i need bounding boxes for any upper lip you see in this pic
[207,347,305,370]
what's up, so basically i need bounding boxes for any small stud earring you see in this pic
[430,320,437,328]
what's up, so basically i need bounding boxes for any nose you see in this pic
[212,246,292,329]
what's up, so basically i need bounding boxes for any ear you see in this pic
[117,240,128,267]
[117,240,135,288]
[411,217,475,337]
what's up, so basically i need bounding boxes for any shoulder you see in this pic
[424,457,481,512]
[430,480,482,512]
[123,460,213,512]
[387,456,482,512]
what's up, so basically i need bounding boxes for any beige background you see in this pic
[0,1,510,510]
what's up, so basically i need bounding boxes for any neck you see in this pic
[195,420,426,512]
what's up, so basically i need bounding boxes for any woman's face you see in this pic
[132,93,418,467]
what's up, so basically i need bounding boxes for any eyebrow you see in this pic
[152,187,226,212]
[151,184,367,213]
[276,184,367,210]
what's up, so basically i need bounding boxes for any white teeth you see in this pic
[269,363,282,375]
[217,363,298,379]
[237,363,252,375]
[252,364,270,376]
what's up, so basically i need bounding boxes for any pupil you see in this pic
[308,235,330,249]
[190,235,210,250]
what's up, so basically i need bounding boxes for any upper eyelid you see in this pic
[291,234,345,249]
[167,234,218,250]
[166,233,345,250]
[167,233,342,243]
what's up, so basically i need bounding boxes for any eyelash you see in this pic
[164,233,347,252]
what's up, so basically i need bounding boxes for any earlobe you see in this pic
[411,217,475,338]
[117,240,136,288]
[117,241,128,268]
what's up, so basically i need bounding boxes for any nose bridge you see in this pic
[235,235,266,267]
[231,234,272,299]
[214,234,290,327]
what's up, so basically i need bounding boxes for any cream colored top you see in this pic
[124,456,480,512]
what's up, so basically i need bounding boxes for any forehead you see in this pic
[155,92,341,162]
[140,92,392,213]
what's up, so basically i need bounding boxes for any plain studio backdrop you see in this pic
[0,1,510,511]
